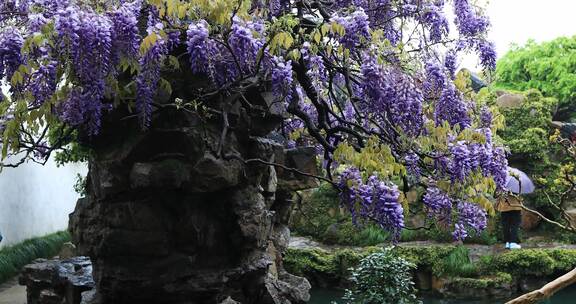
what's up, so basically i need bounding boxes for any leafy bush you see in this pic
[488,249,556,276]
[286,246,576,296]
[0,231,71,284]
[495,36,576,117]
[342,248,419,304]
[391,246,456,272]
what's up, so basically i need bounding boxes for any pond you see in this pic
[309,285,576,304]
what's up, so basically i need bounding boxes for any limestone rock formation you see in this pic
[67,82,315,303]
[19,257,94,304]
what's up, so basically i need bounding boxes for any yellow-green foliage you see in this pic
[434,246,478,277]
[393,246,456,271]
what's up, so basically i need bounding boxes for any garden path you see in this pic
[0,278,25,304]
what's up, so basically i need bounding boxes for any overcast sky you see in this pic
[462,0,576,70]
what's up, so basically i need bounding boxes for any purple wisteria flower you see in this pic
[333,8,371,50]
[453,201,487,240]
[453,0,490,37]
[423,187,452,220]
[435,83,471,129]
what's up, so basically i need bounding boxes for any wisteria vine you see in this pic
[0,0,505,241]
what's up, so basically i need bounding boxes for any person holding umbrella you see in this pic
[495,167,535,250]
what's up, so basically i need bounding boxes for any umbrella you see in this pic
[505,167,535,194]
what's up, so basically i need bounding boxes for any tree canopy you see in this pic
[495,36,576,119]
[0,0,505,241]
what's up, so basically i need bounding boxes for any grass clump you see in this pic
[434,246,478,277]
[0,231,71,284]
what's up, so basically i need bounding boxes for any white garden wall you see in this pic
[0,157,87,248]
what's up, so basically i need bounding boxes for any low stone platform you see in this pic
[18,256,94,304]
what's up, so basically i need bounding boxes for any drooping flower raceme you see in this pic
[229,17,263,74]
[109,0,142,66]
[453,0,490,37]
[476,40,497,71]
[423,187,452,220]
[360,58,424,136]
[0,29,24,85]
[453,201,487,240]
[55,7,114,134]
[186,20,210,75]
[272,56,293,102]
[435,83,471,129]
[333,8,371,50]
[338,168,405,240]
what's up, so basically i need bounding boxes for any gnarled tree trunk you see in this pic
[506,268,576,304]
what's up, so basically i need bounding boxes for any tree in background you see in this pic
[495,36,576,120]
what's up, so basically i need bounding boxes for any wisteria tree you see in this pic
[0,0,506,302]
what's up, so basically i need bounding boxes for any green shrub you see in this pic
[286,246,576,298]
[478,88,557,162]
[342,248,419,304]
[283,248,337,278]
[0,231,70,284]
[546,249,576,273]
[490,249,556,276]
[392,246,455,271]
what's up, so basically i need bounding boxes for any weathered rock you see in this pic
[521,209,541,231]
[277,147,320,191]
[59,242,77,260]
[518,276,549,293]
[19,257,94,304]
[436,276,515,300]
[80,290,98,304]
[414,271,432,291]
[39,290,63,304]
[496,93,525,109]
[66,94,313,303]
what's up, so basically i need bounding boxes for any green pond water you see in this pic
[309,285,576,304]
